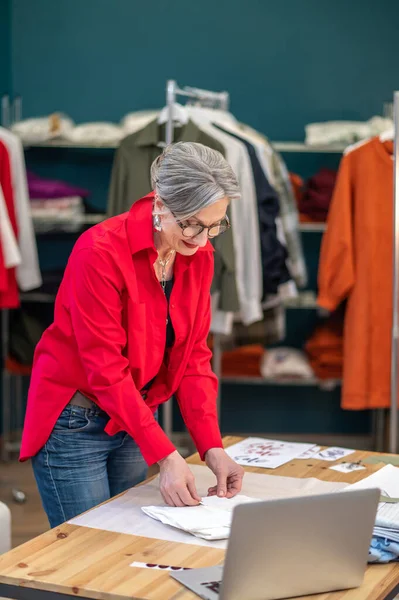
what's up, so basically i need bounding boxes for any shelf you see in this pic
[33,213,105,235]
[272,142,346,153]
[221,376,341,389]
[20,292,56,303]
[283,295,318,309]
[298,222,326,232]
[24,139,119,149]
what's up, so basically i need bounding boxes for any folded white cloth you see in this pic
[64,122,124,145]
[12,114,74,144]
[141,495,259,541]
[305,116,393,147]
[260,347,314,380]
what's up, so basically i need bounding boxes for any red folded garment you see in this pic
[299,168,337,222]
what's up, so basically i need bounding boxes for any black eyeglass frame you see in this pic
[171,212,231,239]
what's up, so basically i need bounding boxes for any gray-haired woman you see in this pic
[24,142,245,528]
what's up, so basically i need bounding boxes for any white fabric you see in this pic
[30,197,84,233]
[142,495,259,541]
[260,347,314,380]
[305,116,393,147]
[0,501,11,554]
[186,106,263,329]
[121,110,160,135]
[64,122,124,145]
[239,123,307,288]
[0,127,42,290]
[69,464,347,549]
[0,183,21,268]
[11,115,74,144]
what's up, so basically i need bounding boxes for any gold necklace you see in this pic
[157,249,175,294]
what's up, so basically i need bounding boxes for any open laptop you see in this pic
[171,488,379,600]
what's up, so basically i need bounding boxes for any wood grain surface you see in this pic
[0,436,398,600]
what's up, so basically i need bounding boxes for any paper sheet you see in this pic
[68,465,347,549]
[329,463,366,473]
[297,445,321,459]
[224,437,316,468]
[346,464,399,529]
[312,447,355,462]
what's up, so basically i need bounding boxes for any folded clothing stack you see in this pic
[305,117,393,147]
[260,347,314,381]
[142,495,259,541]
[305,313,344,380]
[11,114,75,144]
[28,172,91,232]
[221,344,264,377]
[299,168,337,222]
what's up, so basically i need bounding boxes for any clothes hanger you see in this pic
[157,102,189,126]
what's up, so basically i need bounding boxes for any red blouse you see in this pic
[20,193,223,465]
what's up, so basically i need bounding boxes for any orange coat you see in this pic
[317,137,394,410]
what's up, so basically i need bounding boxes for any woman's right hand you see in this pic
[158,451,201,506]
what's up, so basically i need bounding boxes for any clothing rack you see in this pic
[390,90,399,453]
[162,80,229,442]
[0,107,27,504]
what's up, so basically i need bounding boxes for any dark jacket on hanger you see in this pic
[107,118,239,314]
[215,126,291,298]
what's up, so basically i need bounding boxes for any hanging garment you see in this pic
[238,124,307,289]
[215,126,291,297]
[317,137,394,409]
[185,107,263,327]
[0,183,21,270]
[108,119,226,214]
[0,142,19,308]
[0,127,42,291]
[107,117,240,331]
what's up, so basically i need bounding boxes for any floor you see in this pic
[0,460,48,548]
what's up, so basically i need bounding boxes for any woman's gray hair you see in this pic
[151,141,240,220]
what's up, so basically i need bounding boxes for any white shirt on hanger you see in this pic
[0,183,21,269]
[185,106,263,330]
[0,127,42,291]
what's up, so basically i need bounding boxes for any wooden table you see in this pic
[1,436,399,600]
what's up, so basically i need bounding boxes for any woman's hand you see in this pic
[205,448,245,498]
[158,451,201,507]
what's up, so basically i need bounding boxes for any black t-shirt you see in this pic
[164,278,175,349]
[142,278,175,393]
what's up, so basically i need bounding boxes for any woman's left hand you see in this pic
[205,448,245,499]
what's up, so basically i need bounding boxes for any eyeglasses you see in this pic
[173,214,231,239]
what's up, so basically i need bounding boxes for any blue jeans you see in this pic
[32,403,148,528]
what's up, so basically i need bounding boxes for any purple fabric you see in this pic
[28,172,90,199]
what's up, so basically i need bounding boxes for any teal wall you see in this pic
[4,0,396,438]
[0,0,11,96]
[10,0,399,140]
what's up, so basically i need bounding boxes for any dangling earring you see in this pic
[153,214,162,232]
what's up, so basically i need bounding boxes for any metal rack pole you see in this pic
[1,310,11,462]
[390,90,399,453]
[161,79,229,441]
